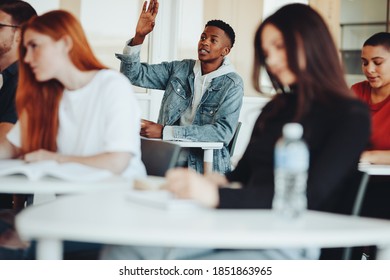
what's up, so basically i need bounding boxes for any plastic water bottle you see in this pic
[273,123,309,219]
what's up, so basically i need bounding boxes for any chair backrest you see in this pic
[227,122,242,157]
[140,138,182,176]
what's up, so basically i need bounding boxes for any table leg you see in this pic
[203,149,214,174]
[352,172,370,216]
[343,172,371,260]
[36,238,63,260]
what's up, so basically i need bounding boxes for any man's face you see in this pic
[197,25,231,63]
[0,11,18,58]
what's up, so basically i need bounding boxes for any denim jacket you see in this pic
[116,51,244,174]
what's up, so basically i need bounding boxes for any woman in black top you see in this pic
[167,4,370,214]
[217,94,369,212]
[101,3,370,260]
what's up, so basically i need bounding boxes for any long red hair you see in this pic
[17,10,107,154]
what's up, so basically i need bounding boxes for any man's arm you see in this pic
[117,0,173,90]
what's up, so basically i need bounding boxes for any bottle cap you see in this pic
[282,123,303,139]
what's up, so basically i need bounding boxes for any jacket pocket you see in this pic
[170,79,188,100]
[199,103,219,123]
[164,79,190,111]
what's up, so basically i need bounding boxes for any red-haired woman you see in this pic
[0,10,146,179]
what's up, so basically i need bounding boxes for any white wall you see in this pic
[24,0,60,13]
[23,0,300,161]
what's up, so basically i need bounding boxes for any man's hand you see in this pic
[140,119,163,138]
[131,0,159,46]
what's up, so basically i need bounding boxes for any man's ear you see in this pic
[222,46,231,57]
[14,29,21,44]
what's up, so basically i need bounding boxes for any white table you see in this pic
[359,163,390,176]
[0,175,131,195]
[15,190,390,260]
[0,174,135,205]
[149,138,223,173]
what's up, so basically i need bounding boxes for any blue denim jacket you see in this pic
[116,52,244,173]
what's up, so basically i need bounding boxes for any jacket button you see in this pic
[177,89,180,92]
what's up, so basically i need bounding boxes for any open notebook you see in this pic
[0,159,113,182]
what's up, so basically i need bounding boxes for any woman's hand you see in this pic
[165,168,220,208]
[205,172,229,187]
[24,149,60,162]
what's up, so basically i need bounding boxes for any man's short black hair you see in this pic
[0,0,37,25]
[205,19,235,48]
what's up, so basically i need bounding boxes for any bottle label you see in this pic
[275,142,309,172]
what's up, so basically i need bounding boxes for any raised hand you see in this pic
[132,0,159,45]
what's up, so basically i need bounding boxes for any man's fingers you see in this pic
[147,0,154,13]
[140,128,147,136]
[152,1,159,16]
[141,1,147,13]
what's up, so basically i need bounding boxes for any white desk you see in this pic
[0,175,131,195]
[149,138,223,173]
[359,163,390,176]
[0,174,134,205]
[15,190,390,260]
